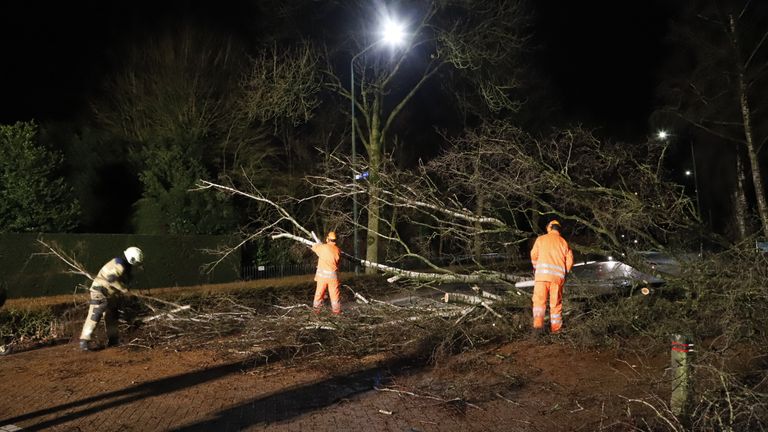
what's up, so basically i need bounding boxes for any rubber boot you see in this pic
[79,339,92,351]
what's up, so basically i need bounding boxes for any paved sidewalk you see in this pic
[0,343,491,431]
[0,340,658,431]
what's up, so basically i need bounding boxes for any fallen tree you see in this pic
[195,125,698,295]
[196,180,531,296]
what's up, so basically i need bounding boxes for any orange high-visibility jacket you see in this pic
[312,242,341,280]
[531,231,574,283]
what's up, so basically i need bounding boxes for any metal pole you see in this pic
[691,140,704,258]
[351,57,358,273]
[690,140,702,221]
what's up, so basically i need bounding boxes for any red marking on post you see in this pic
[671,341,694,353]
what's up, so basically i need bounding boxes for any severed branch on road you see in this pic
[374,386,483,410]
[471,285,503,301]
[274,231,528,289]
[140,306,193,323]
[443,292,502,318]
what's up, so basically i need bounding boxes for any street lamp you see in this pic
[350,17,407,270]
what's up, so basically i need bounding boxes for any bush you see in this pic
[0,308,63,346]
[0,121,80,232]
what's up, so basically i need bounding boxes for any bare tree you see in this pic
[723,5,768,239]
[93,24,241,144]
[91,23,290,233]
[240,42,323,130]
[338,0,529,272]
[658,0,768,239]
[243,0,531,271]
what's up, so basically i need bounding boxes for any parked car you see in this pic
[566,257,664,297]
[515,250,692,297]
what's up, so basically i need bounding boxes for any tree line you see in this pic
[1,0,765,266]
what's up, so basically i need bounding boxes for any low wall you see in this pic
[0,233,240,298]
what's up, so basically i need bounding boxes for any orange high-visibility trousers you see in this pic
[313,279,341,314]
[532,280,563,332]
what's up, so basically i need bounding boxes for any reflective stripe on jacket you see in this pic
[312,242,341,281]
[530,231,574,283]
[315,268,338,280]
[91,257,131,294]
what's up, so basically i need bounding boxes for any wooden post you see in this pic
[670,334,694,419]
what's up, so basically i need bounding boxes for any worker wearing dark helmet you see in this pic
[79,246,144,351]
[530,220,573,333]
[311,231,342,314]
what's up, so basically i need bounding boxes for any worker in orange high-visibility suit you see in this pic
[311,231,342,314]
[530,220,574,333]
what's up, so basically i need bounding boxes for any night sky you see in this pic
[534,0,676,139]
[0,1,257,123]
[1,0,678,141]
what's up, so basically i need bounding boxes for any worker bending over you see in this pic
[530,220,573,334]
[79,246,143,351]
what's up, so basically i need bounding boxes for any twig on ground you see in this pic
[140,306,192,323]
[375,386,482,410]
[495,392,521,406]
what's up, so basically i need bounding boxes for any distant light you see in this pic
[656,130,669,140]
[380,17,406,46]
[354,171,370,181]
[607,256,614,261]
[685,170,692,176]
[633,239,638,244]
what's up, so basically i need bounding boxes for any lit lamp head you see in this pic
[380,17,407,47]
[656,130,669,141]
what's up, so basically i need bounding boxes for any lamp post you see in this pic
[350,17,406,271]
[658,129,703,255]
[685,157,702,221]
[657,130,701,215]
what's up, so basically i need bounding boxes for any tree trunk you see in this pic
[729,15,768,238]
[365,104,383,274]
[733,147,749,241]
[736,78,768,238]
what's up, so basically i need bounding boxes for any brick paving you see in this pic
[0,340,663,431]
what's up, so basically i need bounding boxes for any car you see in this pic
[566,257,664,296]
[514,252,679,297]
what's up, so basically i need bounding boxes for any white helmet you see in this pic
[124,246,144,265]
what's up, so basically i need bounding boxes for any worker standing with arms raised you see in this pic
[311,231,342,315]
[530,220,573,334]
[79,246,143,351]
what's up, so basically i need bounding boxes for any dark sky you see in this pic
[0,1,258,124]
[0,1,677,141]
[533,0,677,139]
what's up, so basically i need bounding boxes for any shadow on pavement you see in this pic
[1,345,422,431]
[169,356,417,431]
